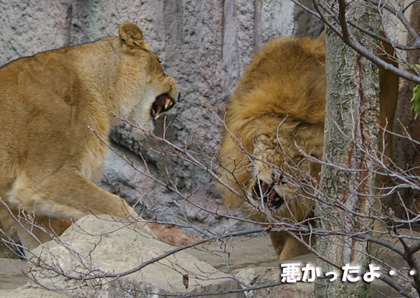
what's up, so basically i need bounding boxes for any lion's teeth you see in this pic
[165,98,173,109]
[155,105,163,115]
[153,106,163,120]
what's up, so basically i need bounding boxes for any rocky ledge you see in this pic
[0,215,414,298]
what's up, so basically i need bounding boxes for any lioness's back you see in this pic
[0,46,87,193]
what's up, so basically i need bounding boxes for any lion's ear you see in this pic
[119,22,144,49]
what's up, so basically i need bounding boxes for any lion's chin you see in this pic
[251,179,284,209]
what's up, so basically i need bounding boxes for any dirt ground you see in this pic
[0,258,27,290]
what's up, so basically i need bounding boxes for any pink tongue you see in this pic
[261,183,270,195]
[260,183,278,201]
[268,189,278,201]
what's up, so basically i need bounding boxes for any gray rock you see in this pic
[17,215,238,297]
[0,223,417,297]
[0,216,315,298]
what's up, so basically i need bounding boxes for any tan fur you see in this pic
[218,37,397,260]
[0,23,179,251]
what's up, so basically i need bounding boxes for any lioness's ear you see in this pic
[119,22,144,49]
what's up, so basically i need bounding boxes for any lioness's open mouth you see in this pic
[151,93,176,120]
[253,179,284,209]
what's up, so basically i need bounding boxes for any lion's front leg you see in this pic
[270,231,311,260]
[10,215,71,251]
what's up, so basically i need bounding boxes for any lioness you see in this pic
[0,22,180,251]
[218,37,397,260]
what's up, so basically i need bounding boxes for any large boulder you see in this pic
[17,215,239,297]
[0,219,416,297]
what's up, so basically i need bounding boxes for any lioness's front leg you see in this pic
[9,171,143,250]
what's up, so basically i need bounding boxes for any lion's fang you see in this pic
[165,98,173,109]
[155,105,163,115]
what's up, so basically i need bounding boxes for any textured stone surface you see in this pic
[15,215,238,297]
[0,227,280,297]
[0,223,415,297]
[0,215,314,297]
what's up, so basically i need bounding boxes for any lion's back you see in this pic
[227,37,326,128]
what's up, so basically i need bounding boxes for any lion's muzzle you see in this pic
[253,179,284,209]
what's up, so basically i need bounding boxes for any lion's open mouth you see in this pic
[151,93,175,120]
[253,179,284,209]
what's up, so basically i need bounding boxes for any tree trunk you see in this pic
[314,2,382,297]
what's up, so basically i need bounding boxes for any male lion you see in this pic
[0,22,180,252]
[218,37,397,260]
